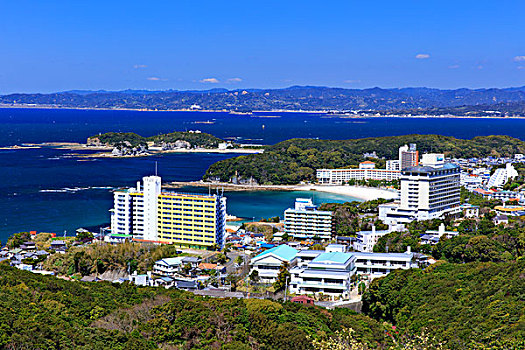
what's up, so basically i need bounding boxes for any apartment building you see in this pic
[110,175,226,249]
[282,198,333,240]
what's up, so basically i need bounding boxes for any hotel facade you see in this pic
[379,154,461,224]
[282,198,334,240]
[110,176,226,249]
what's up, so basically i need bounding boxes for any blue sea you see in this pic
[2,108,525,242]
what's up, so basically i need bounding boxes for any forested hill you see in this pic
[87,131,225,148]
[0,264,389,349]
[362,261,525,349]
[204,134,525,185]
[1,85,525,112]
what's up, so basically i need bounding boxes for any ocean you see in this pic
[1,107,525,242]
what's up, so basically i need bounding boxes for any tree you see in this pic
[249,269,260,284]
[273,261,290,292]
[235,255,244,266]
[358,282,366,295]
[281,232,290,242]
[225,273,241,291]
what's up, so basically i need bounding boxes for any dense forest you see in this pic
[88,131,225,149]
[204,134,525,185]
[362,261,525,349]
[0,264,390,349]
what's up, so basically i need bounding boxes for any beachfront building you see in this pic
[316,162,400,185]
[379,154,461,224]
[110,175,226,249]
[249,245,298,284]
[281,198,334,240]
[353,226,391,252]
[290,252,356,299]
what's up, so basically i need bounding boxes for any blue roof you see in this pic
[312,252,353,264]
[255,244,298,261]
[260,243,275,249]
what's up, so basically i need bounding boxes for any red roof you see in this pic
[360,161,375,164]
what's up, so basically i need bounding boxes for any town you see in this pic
[4,140,524,309]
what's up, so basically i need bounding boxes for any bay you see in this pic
[1,107,525,242]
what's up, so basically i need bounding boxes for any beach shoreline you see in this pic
[165,181,398,201]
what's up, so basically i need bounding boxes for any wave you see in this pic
[39,186,114,193]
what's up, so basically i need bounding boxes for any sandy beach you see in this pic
[300,185,398,201]
[166,181,398,201]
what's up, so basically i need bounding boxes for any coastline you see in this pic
[14,142,262,158]
[0,104,523,119]
[166,181,398,201]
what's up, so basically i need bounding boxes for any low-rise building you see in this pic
[290,252,356,299]
[353,226,391,252]
[353,250,414,278]
[153,257,184,276]
[249,245,298,284]
[420,223,458,245]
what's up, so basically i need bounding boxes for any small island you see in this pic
[32,130,264,158]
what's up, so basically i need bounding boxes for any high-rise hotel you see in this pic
[110,176,226,249]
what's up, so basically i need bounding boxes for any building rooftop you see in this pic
[157,257,184,266]
[254,244,298,261]
[353,252,413,260]
[312,252,353,264]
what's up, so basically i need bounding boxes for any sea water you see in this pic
[1,108,525,242]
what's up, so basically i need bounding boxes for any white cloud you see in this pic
[343,79,361,84]
[133,64,148,69]
[147,77,167,81]
[415,54,430,59]
[227,77,242,83]
[200,78,220,83]
[448,65,460,69]
[514,56,525,62]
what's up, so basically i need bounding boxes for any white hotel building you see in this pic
[316,161,400,185]
[110,175,226,249]
[379,154,461,224]
[281,198,333,240]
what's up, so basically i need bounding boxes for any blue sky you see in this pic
[0,0,523,93]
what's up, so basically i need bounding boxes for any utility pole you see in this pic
[284,275,290,302]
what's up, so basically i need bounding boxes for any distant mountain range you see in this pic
[1,86,525,115]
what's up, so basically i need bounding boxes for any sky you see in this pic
[0,0,524,93]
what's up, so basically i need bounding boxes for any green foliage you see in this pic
[89,131,225,149]
[0,264,391,349]
[273,261,291,291]
[320,200,390,237]
[90,132,147,147]
[6,231,32,249]
[148,131,224,148]
[362,261,525,349]
[204,134,525,184]
[42,241,185,276]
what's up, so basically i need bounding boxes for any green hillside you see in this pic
[204,134,525,185]
[362,261,525,349]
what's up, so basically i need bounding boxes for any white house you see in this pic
[249,245,298,284]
